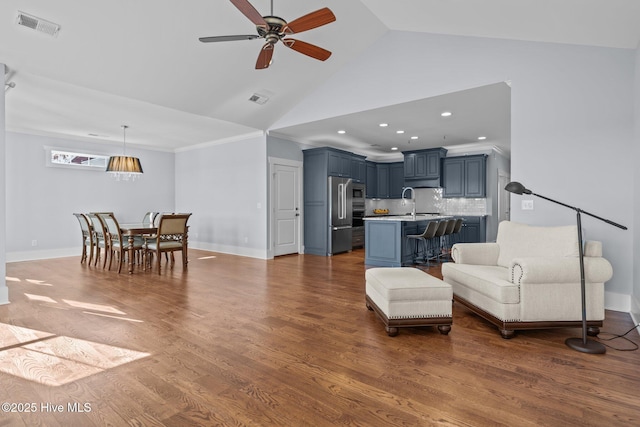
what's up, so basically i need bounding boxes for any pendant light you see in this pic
[106,125,143,181]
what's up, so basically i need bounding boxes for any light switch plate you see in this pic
[522,199,534,210]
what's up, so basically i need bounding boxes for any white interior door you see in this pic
[273,162,300,256]
[498,170,511,223]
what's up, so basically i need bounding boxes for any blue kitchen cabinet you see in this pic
[350,156,366,183]
[389,162,405,199]
[366,161,377,198]
[327,149,352,177]
[443,155,487,198]
[373,162,403,199]
[404,148,447,187]
[376,164,390,198]
[458,216,486,243]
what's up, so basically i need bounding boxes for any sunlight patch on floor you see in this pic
[0,323,150,386]
[24,293,57,304]
[197,255,217,260]
[62,299,127,315]
[83,311,144,323]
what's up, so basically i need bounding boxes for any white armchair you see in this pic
[441,221,613,338]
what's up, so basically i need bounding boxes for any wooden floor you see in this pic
[1,249,639,426]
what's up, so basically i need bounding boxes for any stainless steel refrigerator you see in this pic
[328,176,353,255]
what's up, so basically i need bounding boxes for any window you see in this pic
[45,147,110,171]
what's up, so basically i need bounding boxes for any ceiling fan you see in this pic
[199,0,336,69]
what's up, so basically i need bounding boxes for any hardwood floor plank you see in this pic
[1,249,639,426]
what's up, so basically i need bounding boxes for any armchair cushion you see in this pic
[451,243,499,265]
[496,221,578,268]
[510,256,613,285]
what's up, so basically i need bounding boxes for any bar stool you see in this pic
[441,219,457,260]
[407,221,438,264]
[451,218,464,245]
[429,221,449,263]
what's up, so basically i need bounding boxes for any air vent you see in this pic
[249,93,269,105]
[16,11,60,37]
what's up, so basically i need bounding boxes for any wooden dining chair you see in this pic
[87,213,109,268]
[98,213,144,273]
[144,213,192,274]
[73,213,94,264]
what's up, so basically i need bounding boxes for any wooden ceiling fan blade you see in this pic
[199,34,260,43]
[283,7,336,34]
[230,0,267,28]
[283,39,331,61]
[255,43,275,69]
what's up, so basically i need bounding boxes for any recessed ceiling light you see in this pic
[478,136,487,140]
[379,123,388,127]
[337,130,346,134]
[396,130,404,134]
[441,111,452,117]
[411,136,419,140]
[391,147,398,151]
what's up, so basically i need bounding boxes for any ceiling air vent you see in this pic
[16,11,60,37]
[249,93,269,105]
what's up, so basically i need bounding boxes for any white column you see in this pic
[0,64,8,304]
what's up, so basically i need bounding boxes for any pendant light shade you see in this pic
[106,125,143,180]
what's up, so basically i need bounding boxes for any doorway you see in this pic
[269,157,302,257]
[498,170,511,223]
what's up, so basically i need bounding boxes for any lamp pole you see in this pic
[505,182,627,354]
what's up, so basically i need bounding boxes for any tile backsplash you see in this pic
[366,188,487,216]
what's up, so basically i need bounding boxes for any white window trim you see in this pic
[44,146,111,172]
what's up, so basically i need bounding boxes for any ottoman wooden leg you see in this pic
[386,326,399,337]
[437,325,451,335]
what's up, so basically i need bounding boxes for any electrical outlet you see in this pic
[521,200,534,210]
[31,240,37,246]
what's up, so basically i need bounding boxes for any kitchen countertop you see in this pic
[364,214,453,222]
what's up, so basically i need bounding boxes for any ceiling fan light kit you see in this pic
[199,0,336,69]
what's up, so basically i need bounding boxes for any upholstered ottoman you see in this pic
[365,267,453,336]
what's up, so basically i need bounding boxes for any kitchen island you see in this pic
[364,215,452,267]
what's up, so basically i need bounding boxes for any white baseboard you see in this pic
[6,248,78,263]
[604,291,631,313]
[189,241,269,260]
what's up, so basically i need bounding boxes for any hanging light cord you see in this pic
[122,125,128,155]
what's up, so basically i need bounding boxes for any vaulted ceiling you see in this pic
[2,1,639,154]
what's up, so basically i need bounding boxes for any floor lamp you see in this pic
[504,181,627,354]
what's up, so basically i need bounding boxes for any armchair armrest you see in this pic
[451,243,500,266]
[510,256,613,284]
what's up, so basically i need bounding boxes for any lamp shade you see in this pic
[106,156,143,174]
[504,181,531,195]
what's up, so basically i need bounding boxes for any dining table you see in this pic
[119,223,157,274]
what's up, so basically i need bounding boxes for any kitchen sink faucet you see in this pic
[401,187,416,219]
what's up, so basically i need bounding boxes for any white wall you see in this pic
[273,31,636,310]
[1,64,8,304]
[175,135,268,259]
[633,43,640,324]
[5,132,175,261]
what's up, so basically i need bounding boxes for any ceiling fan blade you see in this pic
[199,34,260,43]
[230,0,267,28]
[283,7,336,34]
[283,39,331,61]
[255,43,275,69]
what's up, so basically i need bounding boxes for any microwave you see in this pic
[352,183,365,207]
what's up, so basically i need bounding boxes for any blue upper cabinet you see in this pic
[366,161,377,197]
[442,155,487,198]
[404,148,447,187]
[376,163,390,198]
[373,162,403,199]
[327,150,351,177]
[350,156,366,183]
[389,163,405,199]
